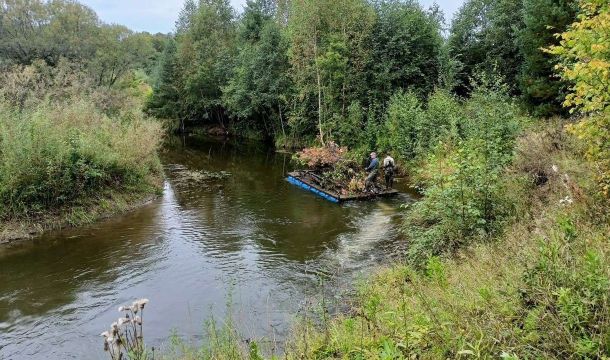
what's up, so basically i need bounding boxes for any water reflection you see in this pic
[0,135,415,359]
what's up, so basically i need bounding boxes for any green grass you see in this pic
[154,121,610,360]
[0,99,163,220]
[281,122,610,359]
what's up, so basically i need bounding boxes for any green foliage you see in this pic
[149,0,444,146]
[176,0,237,124]
[381,90,462,160]
[287,0,376,144]
[405,89,524,265]
[285,132,610,358]
[0,0,100,65]
[448,0,524,96]
[367,0,444,101]
[547,0,610,197]
[0,64,162,220]
[0,0,167,84]
[222,1,291,139]
[142,0,581,149]
[520,216,610,357]
[518,0,577,116]
[147,38,180,119]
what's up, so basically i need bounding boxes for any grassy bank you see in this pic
[282,121,609,359]
[288,212,609,359]
[152,120,609,360]
[0,188,161,244]
[0,62,164,243]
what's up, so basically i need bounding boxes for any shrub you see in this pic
[381,91,425,160]
[568,114,610,197]
[519,216,610,358]
[0,62,163,220]
[546,0,610,197]
[405,89,525,265]
[380,90,464,163]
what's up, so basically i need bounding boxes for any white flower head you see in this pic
[135,298,149,309]
[552,165,559,173]
[117,317,130,327]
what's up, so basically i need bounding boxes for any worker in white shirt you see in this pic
[383,153,395,189]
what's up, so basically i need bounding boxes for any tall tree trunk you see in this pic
[317,69,324,145]
[314,34,324,145]
[279,104,286,139]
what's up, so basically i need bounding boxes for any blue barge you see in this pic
[286,171,398,203]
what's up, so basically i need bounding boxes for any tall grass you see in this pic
[0,62,163,221]
[283,121,610,359]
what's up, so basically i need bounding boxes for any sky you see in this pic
[80,0,464,34]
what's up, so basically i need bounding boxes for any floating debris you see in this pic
[165,164,231,186]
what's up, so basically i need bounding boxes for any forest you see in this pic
[1,0,610,358]
[147,0,574,147]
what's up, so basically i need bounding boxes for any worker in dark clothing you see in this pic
[383,153,395,189]
[365,152,379,191]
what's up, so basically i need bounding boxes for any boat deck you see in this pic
[286,171,398,203]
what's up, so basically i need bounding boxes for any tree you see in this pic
[89,25,156,86]
[0,0,164,88]
[147,38,180,120]
[547,0,610,196]
[177,0,237,125]
[287,0,375,144]
[0,0,100,65]
[448,0,524,96]
[518,0,577,116]
[367,0,444,103]
[175,0,197,35]
[222,0,292,139]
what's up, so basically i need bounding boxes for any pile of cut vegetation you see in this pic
[294,142,381,196]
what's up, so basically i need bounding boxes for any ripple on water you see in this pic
[0,137,416,359]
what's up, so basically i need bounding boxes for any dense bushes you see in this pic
[0,63,162,221]
[547,0,610,197]
[283,118,610,359]
[521,216,610,357]
[380,90,462,160]
[377,87,526,264]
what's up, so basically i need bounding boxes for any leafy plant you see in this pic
[546,0,610,197]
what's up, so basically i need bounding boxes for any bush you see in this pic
[405,89,525,265]
[520,216,610,358]
[380,90,463,162]
[568,114,610,197]
[0,63,163,220]
[546,0,610,198]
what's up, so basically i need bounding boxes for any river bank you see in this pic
[0,135,416,359]
[0,179,163,245]
[154,123,610,360]
[282,134,609,359]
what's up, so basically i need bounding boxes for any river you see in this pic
[0,136,415,359]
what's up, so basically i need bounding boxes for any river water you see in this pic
[0,136,414,359]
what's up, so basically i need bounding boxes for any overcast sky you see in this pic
[80,0,464,34]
